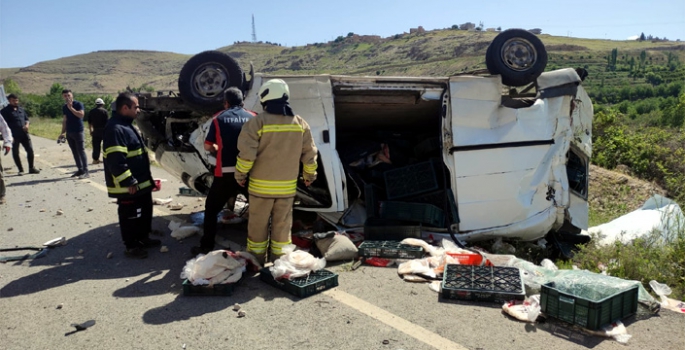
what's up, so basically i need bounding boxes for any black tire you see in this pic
[178,50,243,112]
[486,29,547,86]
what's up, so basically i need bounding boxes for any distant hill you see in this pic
[1,29,683,95]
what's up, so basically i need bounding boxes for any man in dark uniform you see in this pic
[86,98,109,164]
[191,87,255,256]
[59,89,89,178]
[103,92,160,259]
[0,94,39,175]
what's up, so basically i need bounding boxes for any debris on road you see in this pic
[160,246,169,253]
[106,252,113,259]
[153,197,173,205]
[56,304,63,309]
[56,209,64,215]
[169,221,201,240]
[78,249,84,254]
[233,303,241,311]
[237,310,246,318]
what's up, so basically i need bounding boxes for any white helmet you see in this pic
[95,98,105,105]
[258,79,289,104]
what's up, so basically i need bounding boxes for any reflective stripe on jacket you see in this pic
[102,114,153,198]
[235,111,318,198]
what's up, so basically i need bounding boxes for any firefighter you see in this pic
[103,92,160,259]
[235,79,318,264]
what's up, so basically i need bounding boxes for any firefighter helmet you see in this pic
[258,79,290,104]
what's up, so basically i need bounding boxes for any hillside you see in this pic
[2,29,683,94]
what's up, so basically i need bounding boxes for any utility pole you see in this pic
[252,14,257,43]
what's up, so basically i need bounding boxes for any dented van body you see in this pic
[135,30,593,245]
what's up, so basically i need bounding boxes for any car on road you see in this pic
[134,29,593,254]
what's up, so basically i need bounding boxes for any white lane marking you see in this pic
[324,289,468,350]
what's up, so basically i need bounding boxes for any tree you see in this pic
[639,32,646,41]
[347,32,354,38]
[41,83,67,118]
[2,78,22,94]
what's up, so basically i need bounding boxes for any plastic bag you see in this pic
[270,244,326,280]
[586,321,632,344]
[168,221,202,240]
[502,294,541,322]
[181,250,242,286]
[650,280,685,314]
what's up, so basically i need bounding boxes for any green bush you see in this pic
[571,227,685,300]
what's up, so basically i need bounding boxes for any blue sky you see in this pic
[1,0,684,68]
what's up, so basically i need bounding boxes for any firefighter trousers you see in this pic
[246,195,294,262]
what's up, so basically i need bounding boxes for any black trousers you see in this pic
[92,129,104,161]
[67,131,88,173]
[117,192,153,249]
[11,132,34,171]
[200,175,246,250]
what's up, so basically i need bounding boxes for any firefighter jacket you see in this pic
[103,114,154,198]
[235,111,318,198]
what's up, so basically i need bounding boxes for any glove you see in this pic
[3,146,9,155]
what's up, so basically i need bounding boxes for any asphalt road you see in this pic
[1,136,683,350]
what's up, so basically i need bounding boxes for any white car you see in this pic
[135,29,593,255]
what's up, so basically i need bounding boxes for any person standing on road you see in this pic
[235,79,318,264]
[86,98,109,164]
[191,87,255,256]
[0,94,39,175]
[59,89,89,179]
[103,92,160,259]
[0,115,13,204]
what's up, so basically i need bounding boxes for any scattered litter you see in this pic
[382,340,389,345]
[585,195,685,246]
[64,320,95,336]
[160,246,169,253]
[182,250,260,286]
[56,304,63,309]
[39,209,46,212]
[270,245,326,280]
[87,208,93,212]
[586,320,632,344]
[428,281,441,293]
[125,278,129,282]
[56,209,64,216]
[650,280,685,313]
[182,344,186,349]
[168,203,185,211]
[502,295,541,322]
[106,252,113,259]
[169,220,201,240]
[153,197,173,205]
[237,310,246,318]
[233,303,241,311]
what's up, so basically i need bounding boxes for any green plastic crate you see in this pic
[179,186,203,196]
[383,160,438,200]
[358,240,425,259]
[540,282,638,331]
[364,218,422,240]
[182,278,240,296]
[379,201,445,227]
[260,268,338,298]
[440,265,525,303]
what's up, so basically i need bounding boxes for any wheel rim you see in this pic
[500,38,538,71]
[191,63,229,98]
